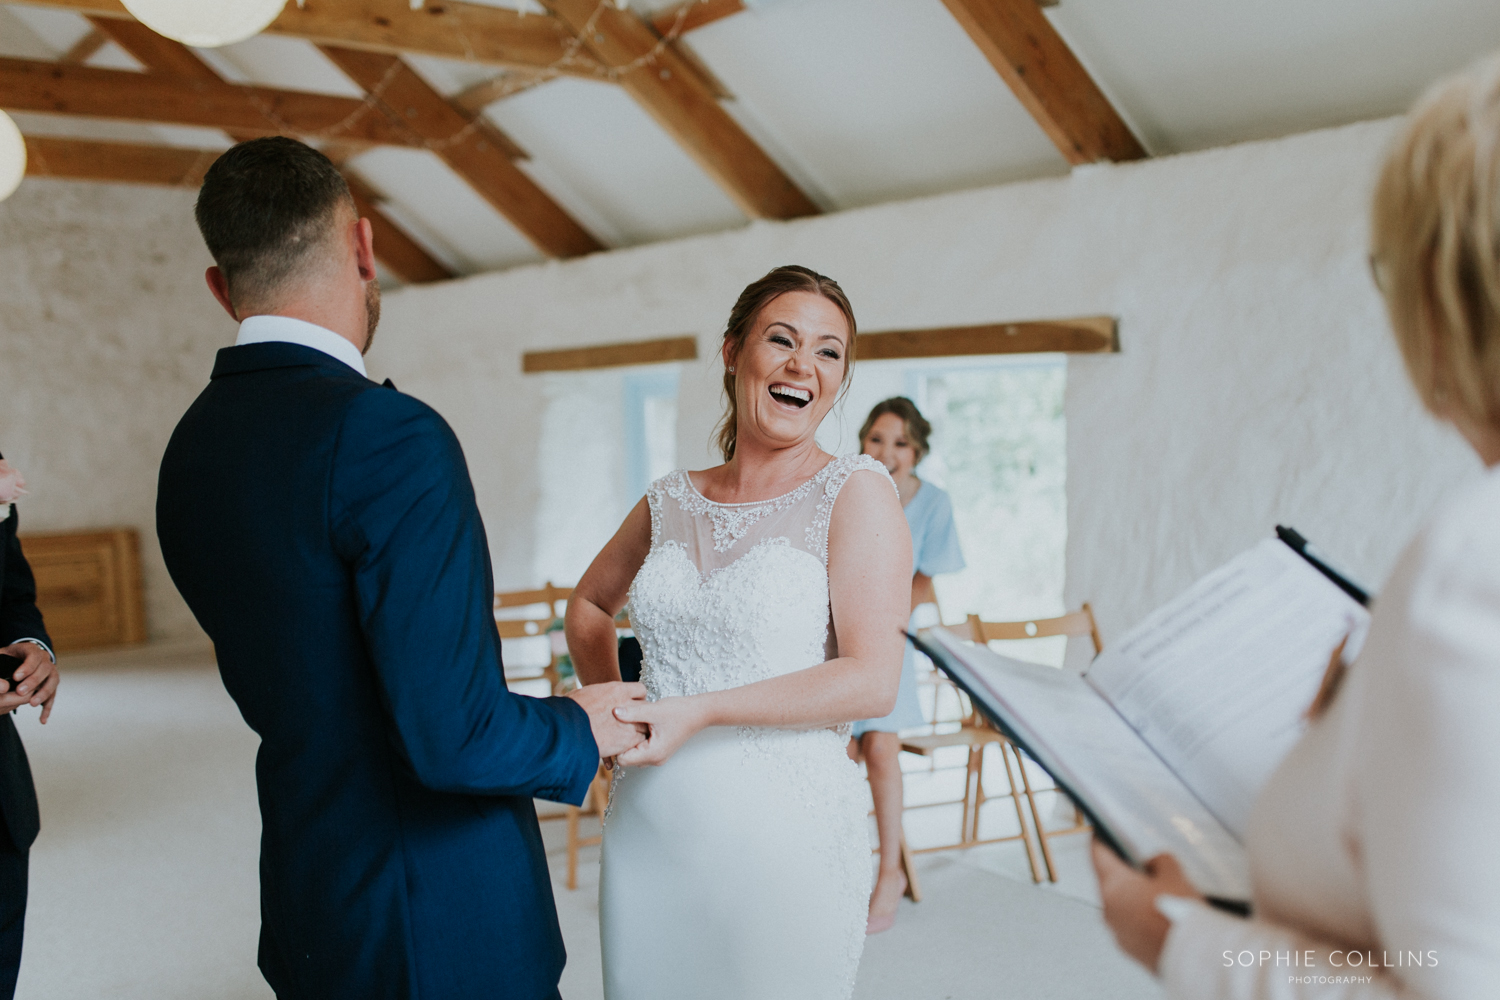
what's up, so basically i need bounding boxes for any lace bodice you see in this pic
[626,454,894,702]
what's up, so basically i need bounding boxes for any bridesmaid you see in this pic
[849,396,965,934]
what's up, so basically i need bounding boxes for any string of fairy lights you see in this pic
[0,0,713,198]
[244,0,702,155]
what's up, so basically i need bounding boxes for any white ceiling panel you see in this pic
[0,3,86,56]
[206,34,368,97]
[485,76,747,247]
[1047,0,1500,154]
[4,0,1499,282]
[87,40,143,72]
[402,51,501,98]
[684,0,1069,210]
[349,145,545,274]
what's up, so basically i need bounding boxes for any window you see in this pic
[532,365,680,588]
[623,368,680,502]
[821,355,1068,664]
[910,358,1067,663]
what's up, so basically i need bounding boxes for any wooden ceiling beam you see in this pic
[86,15,221,79]
[58,27,107,64]
[450,69,553,115]
[543,0,817,220]
[86,14,527,164]
[345,182,455,285]
[857,317,1117,359]
[0,55,429,146]
[23,134,219,186]
[522,336,699,373]
[76,19,453,284]
[940,0,1146,164]
[12,0,602,74]
[318,45,603,259]
[453,0,738,116]
[22,135,454,284]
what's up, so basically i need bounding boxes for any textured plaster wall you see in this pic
[370,117,1480,660]
[2,118,1477,652]
[0,180,232,643]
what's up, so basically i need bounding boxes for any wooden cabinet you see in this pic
[17,529,147,651]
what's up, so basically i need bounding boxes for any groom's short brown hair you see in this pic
[195,137,354,310]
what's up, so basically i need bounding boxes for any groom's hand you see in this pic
[568,681,649,760]
[0,642,58,722]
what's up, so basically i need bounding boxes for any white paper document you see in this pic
[919,536,1372,904]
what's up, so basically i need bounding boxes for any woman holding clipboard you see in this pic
[1092,52,1500,997]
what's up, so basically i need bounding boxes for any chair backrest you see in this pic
[495,581,572,621]
[964,603,1102,656]
[494,618,554,639]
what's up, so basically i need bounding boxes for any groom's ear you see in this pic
[205,266,240,323]
[352,216,377,283]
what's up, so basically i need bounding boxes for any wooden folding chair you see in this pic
[564,764,611,890]
[898,707,1047,882]
[497,582,608,888]
[494,582,573,695]
[959,604,1103,882]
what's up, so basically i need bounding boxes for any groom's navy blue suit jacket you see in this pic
[157,342,597,1000]
[0,471,48,856]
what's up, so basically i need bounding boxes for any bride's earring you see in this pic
[728,366,735,373]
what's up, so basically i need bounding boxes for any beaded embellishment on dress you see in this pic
[655,454,890,557]
[607,454,895,1000]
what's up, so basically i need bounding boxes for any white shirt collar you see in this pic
[235,315,368,378]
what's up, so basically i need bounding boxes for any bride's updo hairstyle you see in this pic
[1371,51,1500,427]
[715,265,858,461]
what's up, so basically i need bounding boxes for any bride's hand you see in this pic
[612,697,710,767]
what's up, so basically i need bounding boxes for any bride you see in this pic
[565,265,911,999]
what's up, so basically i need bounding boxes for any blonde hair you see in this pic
[1371,52,1500,426]
[714,266,857,462]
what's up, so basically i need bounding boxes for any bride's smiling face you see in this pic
[726,291,850,452]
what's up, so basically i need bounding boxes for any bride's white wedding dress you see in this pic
[600,454,892,1000]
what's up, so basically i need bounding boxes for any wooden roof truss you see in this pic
[3,0,1147,283]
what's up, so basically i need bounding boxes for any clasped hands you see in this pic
[0,641,59,722]
[567,683,706,767]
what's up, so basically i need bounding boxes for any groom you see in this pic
[157,137,645,1000]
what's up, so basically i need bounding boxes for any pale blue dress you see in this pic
[852,479,965,737]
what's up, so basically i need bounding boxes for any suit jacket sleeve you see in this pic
[330,389,597,805]
[0,506,51,650]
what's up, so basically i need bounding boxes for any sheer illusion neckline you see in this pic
[683,457,838,508]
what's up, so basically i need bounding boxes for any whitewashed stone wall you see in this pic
[1,117,1479,655]
[0,180,233,642]
[369,117,1480,663]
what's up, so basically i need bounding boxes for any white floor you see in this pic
[12,645,1162,1000]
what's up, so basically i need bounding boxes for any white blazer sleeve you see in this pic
[1158,487,1500,998]
[1159,903,1402,998]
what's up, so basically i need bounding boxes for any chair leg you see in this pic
[565,805,580,891]
[899,832,922,903]
[972,743,990,843]
[1013,747,1059,883]
[591,768,610,823]
[998,741,1044,883]
[960,746,980,844]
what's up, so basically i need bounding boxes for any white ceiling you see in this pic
[2,0,1499,280]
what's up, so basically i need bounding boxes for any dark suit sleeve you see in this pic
[330,389,598,805]
[0,507,51,650]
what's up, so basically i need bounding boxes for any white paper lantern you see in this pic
[0,111,24,204]
[121,0,288,48]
